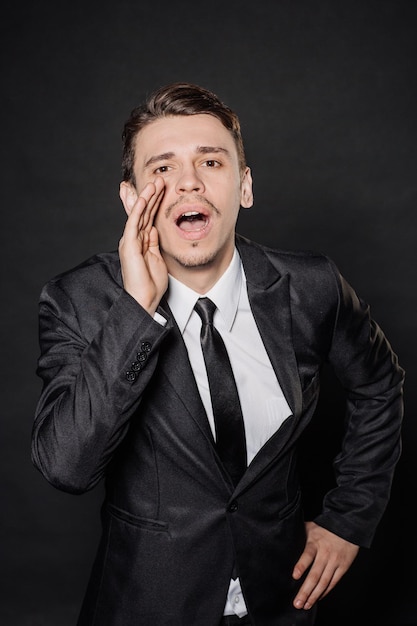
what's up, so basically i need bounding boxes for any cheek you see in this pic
[153,210,165,230]
[153,203,173,234]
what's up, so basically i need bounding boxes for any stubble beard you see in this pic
[159,195,237,271]
[161,241,219,269]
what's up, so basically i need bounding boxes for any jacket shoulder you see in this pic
[236,234,340,284]
[37,251,125,331]
[40,251,121,298]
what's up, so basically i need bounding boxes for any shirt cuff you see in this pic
[153,311,168,327]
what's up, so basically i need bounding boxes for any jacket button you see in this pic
[228,501,238,513]
[141,341,152,353]
[131,361,142,372]
[125,371,136,382]
[136,351,147,363]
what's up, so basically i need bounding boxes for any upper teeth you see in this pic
[181,211,199,217]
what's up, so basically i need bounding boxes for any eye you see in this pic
[202,160,221,168]
[154,165,171,174]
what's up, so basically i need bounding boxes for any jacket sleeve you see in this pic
[31,278,171,494]
[313,258,405,547]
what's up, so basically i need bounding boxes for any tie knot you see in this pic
[194,297,216,325]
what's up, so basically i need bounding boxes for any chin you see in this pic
[168,247,218,269]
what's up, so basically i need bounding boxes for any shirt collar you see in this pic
[166,248,242,334]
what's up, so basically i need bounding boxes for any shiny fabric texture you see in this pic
[32,234,404,626]
[194,296,247,486]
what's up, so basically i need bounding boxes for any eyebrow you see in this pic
[144,152,175,168]
[144,146,231,169]
[197,146,231,157]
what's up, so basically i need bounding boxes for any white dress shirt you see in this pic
[165,248,292,617]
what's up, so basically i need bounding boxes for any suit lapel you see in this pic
[237,236,302,419]
[157,299,238,489]
[235,236,303,489]
[156,298,216,446]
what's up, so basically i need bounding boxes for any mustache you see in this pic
[164,194,220,218]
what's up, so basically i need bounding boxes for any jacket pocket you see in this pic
[105,502,169,532]
[277,488,302,520]
[301,372,320,409]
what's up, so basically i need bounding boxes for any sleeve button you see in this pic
[141,341,152,353]
[126,371,136,382]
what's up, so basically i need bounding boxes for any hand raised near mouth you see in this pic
[119,176,168,315]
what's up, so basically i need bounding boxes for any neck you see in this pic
[167,266,222,295]
[165,253,234,295]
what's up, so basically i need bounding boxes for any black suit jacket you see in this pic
[32,234,404,626]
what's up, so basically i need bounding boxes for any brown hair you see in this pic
[121,82,246,185]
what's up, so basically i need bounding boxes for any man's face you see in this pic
[129,114,253,281]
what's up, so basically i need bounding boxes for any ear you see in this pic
[240,167,254,209]
[119,181,138,216]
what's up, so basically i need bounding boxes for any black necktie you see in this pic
[194,297,247,486]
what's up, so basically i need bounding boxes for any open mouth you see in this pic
[176,211,209,232]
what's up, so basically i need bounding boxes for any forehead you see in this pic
[134,114,238,167]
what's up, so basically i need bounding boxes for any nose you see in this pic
[175,166,205,195]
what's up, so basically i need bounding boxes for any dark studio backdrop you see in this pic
[1,1,416,624]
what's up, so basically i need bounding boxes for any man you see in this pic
[32,82,404,626]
